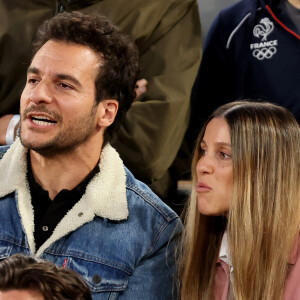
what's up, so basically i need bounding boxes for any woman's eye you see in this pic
[200,147,207,155]
[220,152,231,159]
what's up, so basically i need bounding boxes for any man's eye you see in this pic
[59,83,72,89]
[28,78,39,84]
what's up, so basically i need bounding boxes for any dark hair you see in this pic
[0,254,92,300]
[32,11,140,142]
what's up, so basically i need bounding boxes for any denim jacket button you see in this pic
[92,274,102,284]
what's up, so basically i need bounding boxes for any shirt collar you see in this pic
[27,152,100,200]
[218,232,233,272]
[0,138,128,221]
[217,231,299,266]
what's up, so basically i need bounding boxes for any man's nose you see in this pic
[29,80,53,104]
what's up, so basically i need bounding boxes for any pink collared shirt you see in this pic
[214,233,300,300]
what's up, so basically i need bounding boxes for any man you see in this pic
[0,12,181,299]
[0,254,92,300]
[188,0,300,147]
[0,0,202,213]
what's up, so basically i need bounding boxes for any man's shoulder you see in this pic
[220,0,253,21]
[124,167,180,222]
[212,0,254,36]
[206,0,261,50]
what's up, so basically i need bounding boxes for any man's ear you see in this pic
[96,99,119,128]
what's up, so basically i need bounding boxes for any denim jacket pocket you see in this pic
[64,256,129,298]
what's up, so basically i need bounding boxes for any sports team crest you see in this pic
[253,17,274,41]
[250,17,278,60]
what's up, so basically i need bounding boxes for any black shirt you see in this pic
[27,156,100,251]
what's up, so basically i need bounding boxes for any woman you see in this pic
[180,101,300,299]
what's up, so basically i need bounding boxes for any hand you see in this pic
[0,114,19,145]
[134,79,148,101]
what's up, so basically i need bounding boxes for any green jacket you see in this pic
[0,0,201,205]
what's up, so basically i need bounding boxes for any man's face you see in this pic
[20,40,101,156]
[0,289,44,300]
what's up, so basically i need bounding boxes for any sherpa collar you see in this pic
[0,138,128,256]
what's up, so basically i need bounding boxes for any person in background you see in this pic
[188,0,300,150]
[180,101,300,299]
[0,0,202,213]
[0,254,92,300]
[0,12,181,299]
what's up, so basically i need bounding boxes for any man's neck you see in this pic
[288,0,300,9]
[29,140,103,200]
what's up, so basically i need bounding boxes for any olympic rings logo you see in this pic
[252,47,277,60]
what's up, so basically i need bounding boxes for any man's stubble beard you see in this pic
[20,103,98,158]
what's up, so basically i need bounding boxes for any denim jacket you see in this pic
[0,139,182,299]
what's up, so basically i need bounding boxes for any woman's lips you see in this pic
[196,182,212,193]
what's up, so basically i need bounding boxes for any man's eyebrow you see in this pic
[56,74,82,88]
[27,68,82,88]
[27,67,40,75]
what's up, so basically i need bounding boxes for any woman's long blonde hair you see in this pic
[180,101,300,300]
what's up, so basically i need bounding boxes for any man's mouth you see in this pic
[30,115,57,126]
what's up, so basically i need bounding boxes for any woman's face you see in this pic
[196,117,233,216]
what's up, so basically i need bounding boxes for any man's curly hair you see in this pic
[0,254,92,300]
[32,11,140,142]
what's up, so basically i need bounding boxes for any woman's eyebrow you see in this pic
[215,142,231,147]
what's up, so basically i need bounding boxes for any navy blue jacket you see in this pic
[188,0,300,146]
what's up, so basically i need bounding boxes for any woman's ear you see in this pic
[96,99,119,128]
